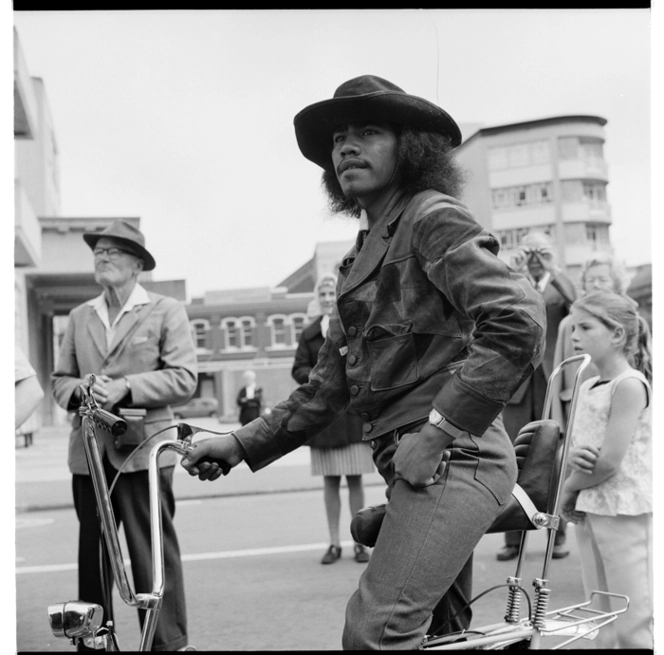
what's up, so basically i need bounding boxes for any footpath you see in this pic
[14,422,387,512]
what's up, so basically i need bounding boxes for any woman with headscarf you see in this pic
[293,273,374,564]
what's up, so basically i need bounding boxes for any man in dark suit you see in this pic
[497,230,576,561]
[52,220,197,650]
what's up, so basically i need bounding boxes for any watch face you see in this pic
[429,409,443,425]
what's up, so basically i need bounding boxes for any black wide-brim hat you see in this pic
[294,75,462,170]
[83,219,156,271]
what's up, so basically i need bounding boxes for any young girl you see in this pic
[561,291,653,649]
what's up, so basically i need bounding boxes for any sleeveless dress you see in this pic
[571,368,652,516]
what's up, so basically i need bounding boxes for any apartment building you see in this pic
[454,116,613,282]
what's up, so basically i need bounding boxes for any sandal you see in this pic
[321,544,342,564]
[354,544,370,563]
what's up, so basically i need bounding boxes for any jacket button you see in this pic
[348,355,357,365]
[347,326,357,337]
[350,385,360,395]
[360,412,370,421]
[363,423,373,434]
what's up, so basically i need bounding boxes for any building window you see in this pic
[531,140,550,164]
[190,320,210,350]
[221,316,255,350]
[582,182,607,208]
[488,146,508,171]
[290,314,307,344]
[558,136,579,160]
[221,318,239,350]
[240,318,255,348]
[488,140,550,171]
[492,182,553,209]
[268,315,288,348]
[586,223,610,249]
[580,138,604,167]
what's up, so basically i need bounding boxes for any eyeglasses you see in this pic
[93,247,134,259]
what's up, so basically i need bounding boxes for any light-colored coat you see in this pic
[52,291,197,474]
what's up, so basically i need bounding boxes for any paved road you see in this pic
[14,420,596,651]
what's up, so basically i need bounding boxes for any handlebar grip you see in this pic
[197,456,232,476]
[92,408,128,437]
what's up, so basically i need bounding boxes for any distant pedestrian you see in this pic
[292,273,373,565]
[561,291,652,648]
[497,229,576,562]
[237,370,262,426]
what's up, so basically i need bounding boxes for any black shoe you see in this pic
[321,544,342,564]
[496,545,520,561]
[552,544,570,559]
[354,544,370,563]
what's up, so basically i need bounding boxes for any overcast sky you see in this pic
[9,8,654,299]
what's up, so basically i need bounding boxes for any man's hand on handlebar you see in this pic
[180,434,246,481]
[83,375,129,410]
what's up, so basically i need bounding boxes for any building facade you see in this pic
[454,116,613,283]
[183,240,354,420]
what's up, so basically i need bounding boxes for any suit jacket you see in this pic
[52,290,198,475]
[292,316,365,449]
[507,272,576,406]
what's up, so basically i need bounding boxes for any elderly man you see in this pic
[497,230,577,562]
[181,75,545,649]
[52,220,197,651]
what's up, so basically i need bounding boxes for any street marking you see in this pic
[16,517,55,529]
[15,540,360,575]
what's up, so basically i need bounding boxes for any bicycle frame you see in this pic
[48,374,191,651]
[49,358,631,650]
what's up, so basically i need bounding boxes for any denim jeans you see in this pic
[342,415,516,650]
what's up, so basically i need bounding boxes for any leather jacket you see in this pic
[235,190,546,471]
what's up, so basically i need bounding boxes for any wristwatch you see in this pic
[428,409,466,439]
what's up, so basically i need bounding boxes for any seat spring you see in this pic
[532,586,551,629]
[504,583,522,623]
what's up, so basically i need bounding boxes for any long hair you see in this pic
[321,126,466,218]
[573,291,652,383]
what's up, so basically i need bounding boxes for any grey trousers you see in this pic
[342,415,517,650]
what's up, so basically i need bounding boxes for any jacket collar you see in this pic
[85,285,154,359]
[339,190,408,299]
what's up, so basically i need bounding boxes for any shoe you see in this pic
[552,544,570,559]
[321,544,342,564]
[354,544,370,563]
[496,545,520,561]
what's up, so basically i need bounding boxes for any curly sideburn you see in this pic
[321,126,466,218]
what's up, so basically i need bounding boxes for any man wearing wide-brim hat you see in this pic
[53,220,197,651]
[182,75,546,649]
